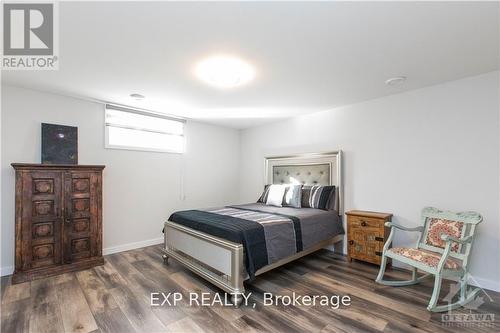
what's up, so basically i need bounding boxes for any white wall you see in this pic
[0,85,240,275]
[239,71,500,291]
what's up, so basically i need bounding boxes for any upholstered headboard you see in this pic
[265,151,343,213]
[272,164,331,186]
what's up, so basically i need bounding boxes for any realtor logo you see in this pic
[2,1,58,69]
[441,274,495,328]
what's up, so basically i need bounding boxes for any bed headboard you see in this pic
[264,151,343,213]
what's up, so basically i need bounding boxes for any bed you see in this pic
[162,151,344,306]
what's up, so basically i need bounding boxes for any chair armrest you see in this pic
[435,234,473,272]
[381,222,424,255]
[385,222,424,233]
[440,234,473,244]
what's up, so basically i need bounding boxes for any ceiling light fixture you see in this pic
[195,55,255,88]
[385,76,407,86]
[130,93,145,100]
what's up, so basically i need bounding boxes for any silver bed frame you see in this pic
[162,151,343,305]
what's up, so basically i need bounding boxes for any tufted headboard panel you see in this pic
[272,164,330,186]
[265,151,343,213]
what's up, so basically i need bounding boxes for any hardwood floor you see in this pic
[1,245,499,333]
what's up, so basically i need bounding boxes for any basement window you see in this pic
[105,104,185,153]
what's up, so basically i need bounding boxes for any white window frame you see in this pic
[104,104,186,154]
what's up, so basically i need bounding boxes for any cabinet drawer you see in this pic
[348,216,384,229]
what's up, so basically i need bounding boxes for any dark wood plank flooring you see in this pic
[1,245,499,333]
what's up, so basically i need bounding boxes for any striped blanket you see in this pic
[169,206,303,279]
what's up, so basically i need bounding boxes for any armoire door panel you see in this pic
[32,178,55,195]
[64,171,100,262]
[72,218,90,233]
[72,198,91,216]
[32,221,54,238]
[21,171,63,270]
[72,177,91,193]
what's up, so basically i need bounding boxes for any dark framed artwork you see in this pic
[41,123,78,164]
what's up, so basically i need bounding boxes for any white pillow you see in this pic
[265,185,286,207]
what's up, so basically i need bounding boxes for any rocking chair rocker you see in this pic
[376,207,482,312]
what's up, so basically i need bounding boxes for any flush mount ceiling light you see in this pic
[195,55,255,88]
[385,76,407,86]
[130,93,145,100]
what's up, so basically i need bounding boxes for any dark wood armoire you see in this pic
[11,163,105,284]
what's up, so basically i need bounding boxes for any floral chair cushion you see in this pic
[425,218,464,252]
[388,247,461,270]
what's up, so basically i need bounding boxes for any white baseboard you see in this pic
[470,276,500,293]
[0,237,164,277]
[103,237,163,255]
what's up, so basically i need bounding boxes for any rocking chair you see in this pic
[376,207,482,312]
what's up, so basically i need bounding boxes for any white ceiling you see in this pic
[2,1,499,129]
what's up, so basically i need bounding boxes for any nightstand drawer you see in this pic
[349,227,384,241]
[349,216,384,228]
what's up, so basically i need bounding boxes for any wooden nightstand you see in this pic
[346,210,392,265]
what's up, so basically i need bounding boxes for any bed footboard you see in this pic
[163,221,343,306]
[163,221,245,300]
